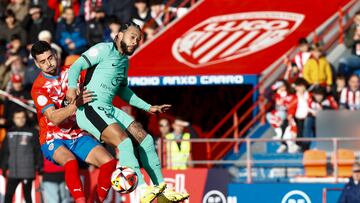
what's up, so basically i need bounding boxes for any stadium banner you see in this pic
[127,74,258,87]
[0,168,234,203]
[129,0,350,77]
[228,183,344,203]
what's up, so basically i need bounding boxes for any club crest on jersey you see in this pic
[172,11,304,67]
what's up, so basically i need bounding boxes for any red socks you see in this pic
[97,159,117,202]
[64,160,85,201]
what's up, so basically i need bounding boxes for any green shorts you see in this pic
[76,102,134,140]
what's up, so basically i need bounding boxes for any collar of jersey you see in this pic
[42,68,59,79]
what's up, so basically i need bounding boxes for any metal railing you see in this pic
[158,137,360,183]
[201,0,360,163]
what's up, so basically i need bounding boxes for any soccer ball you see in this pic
[111,166,138,193]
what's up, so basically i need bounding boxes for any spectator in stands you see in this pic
[107,0,135,24]
[165,118,193,169]
[0,55,25,91]
[149,0,165,29]
[303,43,333,91]
[48,0,80,22]
[86,6,107,46]
[42,158,70,203]
[287,78,310,152]
[340,74,360,110]
[103,16,121,42]
[82,0,104,22]
[38,30,62,62]
[7,35,27,60]
[132,0,152,29]
[0,57,14,90]
[266,80,290,140]
[284,61,300,84]
[0,109,42,203]
[21,5,55,47]
[339,163,360,203]
[55,7,87,55]
[338,11,360,77]
[2,74,34,126]
[0,10,27,45]
[169,0,191,18]
[292,38,311,74]
[6,0,29,22]
[159,118,171,138]
[303,86,338,150]
[332,74,347,103]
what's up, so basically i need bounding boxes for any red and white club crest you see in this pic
[172,11,304,67]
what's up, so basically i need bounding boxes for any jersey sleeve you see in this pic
[68,43,108,88]
[31,87,55,114]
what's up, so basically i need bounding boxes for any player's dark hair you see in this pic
[31,40,52,59]
[120,22,141,32]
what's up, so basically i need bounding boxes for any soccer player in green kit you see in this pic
[66,22,189,203]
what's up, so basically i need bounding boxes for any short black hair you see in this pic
[294,77,308,87]
[12,109,27,120]
[298,38,308,45]
[311,85,326,96]
[107,16,121,25]
[31,40,52,59]
[120,22,141,32]
[336,73,346,80]
[355,10,360,16]
[10,34,21,41]
[62,6,73,14]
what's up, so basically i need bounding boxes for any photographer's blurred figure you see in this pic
[165,118,193,170]
[339,163,360,203]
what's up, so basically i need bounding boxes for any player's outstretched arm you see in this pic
[45,89,94,125]
[148,104,172,114]
[118,86,152,111]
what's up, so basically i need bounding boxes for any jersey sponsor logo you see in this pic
[111,74,127,86]
[98,106,114,118]
[172,11,304,67]
[37,95,48,106]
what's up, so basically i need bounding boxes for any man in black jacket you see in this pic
[21,5,55,46]
[0,109,42,203]
[339,163,360,203]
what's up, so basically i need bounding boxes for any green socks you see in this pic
[138,134,164,185]
[117,138,145,185]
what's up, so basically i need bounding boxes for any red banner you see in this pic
[129,0,349,77]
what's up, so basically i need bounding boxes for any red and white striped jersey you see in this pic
[31,66,86,145]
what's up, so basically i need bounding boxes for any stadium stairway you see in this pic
[218,0,360,183]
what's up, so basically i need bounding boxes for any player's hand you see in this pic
[148,104,171,114]
[66,88,78,104]
[75,88,95,107]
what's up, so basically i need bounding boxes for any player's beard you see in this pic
[120,40,136,56]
